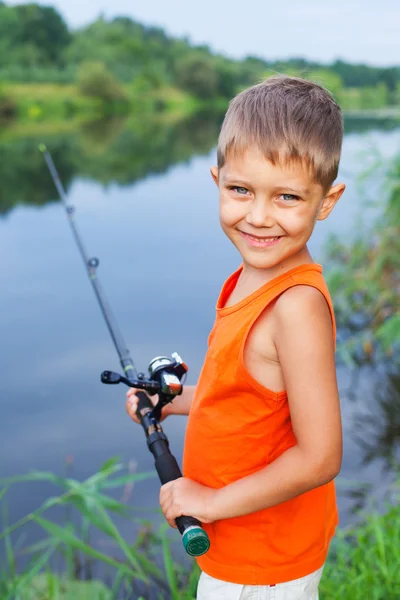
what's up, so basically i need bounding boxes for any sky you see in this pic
[7,0,400,67]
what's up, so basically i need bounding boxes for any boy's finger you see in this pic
[167,518,177,529]
[125,399,138,420]
[126,401,137,414]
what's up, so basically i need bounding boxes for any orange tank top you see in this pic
[183,263,339,585]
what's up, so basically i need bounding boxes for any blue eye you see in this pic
[281,193,299,201]
[230,186,249,195]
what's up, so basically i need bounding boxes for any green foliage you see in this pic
[77,61,128,104]
[174,54,219,100]
[0,2,399,107]
[320,501,400,599]
[66,16,171,81]
[307,70,344,99]
[0,64,76,84]
[1,463,399,599]
[0,2,70,68]
[339,83,390,111]
[0,459,166,598]
[331,59,400,94]
[0,459,202,599]
[325,150,400,365]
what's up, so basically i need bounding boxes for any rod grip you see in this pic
[136,390,154,413]
[135,391,210,556]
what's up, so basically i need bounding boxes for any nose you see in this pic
[245,198,275,228]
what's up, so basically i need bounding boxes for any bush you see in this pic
[77,61,128,104]
[174,54,219,100]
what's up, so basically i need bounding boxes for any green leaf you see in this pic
[99,456,121,472]
[100,471,155,489]
[33,516,146,582]
[0,486,8,503]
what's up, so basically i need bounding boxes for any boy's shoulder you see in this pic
[274,283,330,316]
[243,278,335,398]
[249,282,333,349]
[271,283,334,345]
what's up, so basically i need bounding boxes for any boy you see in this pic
[126,75,345,599]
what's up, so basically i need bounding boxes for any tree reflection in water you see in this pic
[0,109,225,215]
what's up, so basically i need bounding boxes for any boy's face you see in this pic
[211,147,345,273]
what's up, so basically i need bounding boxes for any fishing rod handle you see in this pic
[136,391,210,557]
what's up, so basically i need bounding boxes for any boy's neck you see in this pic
[240,246,314,289]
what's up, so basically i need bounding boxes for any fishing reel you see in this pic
[101,352,188,422]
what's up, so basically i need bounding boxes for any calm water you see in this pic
[0,115,399,544]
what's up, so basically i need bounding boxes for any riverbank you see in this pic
[0,81,224,124]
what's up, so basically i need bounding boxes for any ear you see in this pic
[210,165,219,187]
[317,183,346,221]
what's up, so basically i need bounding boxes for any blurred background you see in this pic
[0,1,399,598]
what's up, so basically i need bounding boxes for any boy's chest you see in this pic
[243,305,286,393]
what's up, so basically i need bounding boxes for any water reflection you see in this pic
[353,369,400,471]
[1,111,400,215]
[338,365,399,516]
[0,110,224,214]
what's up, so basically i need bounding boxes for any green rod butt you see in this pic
[182,526,210,556]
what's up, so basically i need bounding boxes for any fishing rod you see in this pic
[39,144,210,557]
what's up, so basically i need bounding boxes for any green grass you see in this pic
[320,501,400,599]
[1,463,399,599]
[0,458,201,599]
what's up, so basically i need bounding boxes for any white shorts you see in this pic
[196,565,324,600]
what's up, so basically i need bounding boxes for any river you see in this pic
[0,113,399,552]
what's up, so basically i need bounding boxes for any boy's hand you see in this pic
[160,478,217,528]
[125,389,170,424]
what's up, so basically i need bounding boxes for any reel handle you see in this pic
[136,391,210,557]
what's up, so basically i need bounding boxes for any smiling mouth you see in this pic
[238,231,282,242]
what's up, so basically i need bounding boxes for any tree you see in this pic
[66,16,172,83]
[0,3,70,67]
[174,54,219,100]
[214,58,238,98]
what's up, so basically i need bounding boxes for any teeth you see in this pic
[249,235,279,241]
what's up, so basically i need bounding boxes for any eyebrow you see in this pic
[221,174,250,185]
[222,176,310,196]
[275,186,310,196]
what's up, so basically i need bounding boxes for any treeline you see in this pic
[0,1,399,113]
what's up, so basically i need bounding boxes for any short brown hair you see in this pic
[217,75,343,190]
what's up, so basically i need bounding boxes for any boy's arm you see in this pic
[210,285,342,520]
